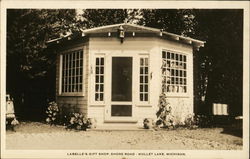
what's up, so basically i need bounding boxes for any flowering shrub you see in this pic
[87,118,97,129]
[65,113,91,131]
[143,118,154,129]
[156,59,175,129]
[45,102,59,125]
[184,114,199,129]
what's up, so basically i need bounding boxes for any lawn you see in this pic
[6,121,242,150]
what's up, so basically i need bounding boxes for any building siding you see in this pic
[55,35,195,126]
[88,106,105,125]
[157,38,194,124]
[87,36,194,126]
[55,42,89,117]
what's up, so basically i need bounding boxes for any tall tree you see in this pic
[81,9,128,28]
[193,9,243,116]
[7,9,80,120]
[80,9,141,28]
[138,9,243,116]
[138,9,196,37]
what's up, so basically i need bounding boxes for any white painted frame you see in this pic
[90,53,106,105]
[90,51,148,122]
[105,52,136,122]
[162,48,192,97]
[89,50,152,122]
[58,46,86,96]
[137,53,151,106]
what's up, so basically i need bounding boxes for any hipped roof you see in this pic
[47,23,205,50]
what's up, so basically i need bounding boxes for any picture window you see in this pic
[61,50,83,93]
[162,51,187,93]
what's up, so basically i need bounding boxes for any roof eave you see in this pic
[46,23,206,50]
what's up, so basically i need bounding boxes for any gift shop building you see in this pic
[47,23,205,128]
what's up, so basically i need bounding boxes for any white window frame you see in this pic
[94,54,105,103]
[138,54,150,104]
[162,49,189,96]
[59,46,85,96]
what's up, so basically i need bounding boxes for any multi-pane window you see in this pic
[95,57,105,101]
[61,49,83,93]
[162,51,187,93]
[139,57,149,101]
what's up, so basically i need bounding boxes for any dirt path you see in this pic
[6,122,242,150]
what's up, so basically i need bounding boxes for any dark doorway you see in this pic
[111,57,132,101]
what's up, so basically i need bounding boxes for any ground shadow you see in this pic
[221,126,242,138]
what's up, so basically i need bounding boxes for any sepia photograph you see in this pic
[1,1,249,159]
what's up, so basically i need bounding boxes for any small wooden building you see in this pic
[48,23,205,128]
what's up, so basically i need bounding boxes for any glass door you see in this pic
[111,57,132,117]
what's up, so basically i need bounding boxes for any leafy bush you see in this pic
[183,114,216,128]
[156,102,175,129]
[65,113,91,131]
[156,59,175,129]
[196,115,215,128]
[143,118,154,129]
[87,118,97,129]
[184,114,198,129]
[45,102,59,125]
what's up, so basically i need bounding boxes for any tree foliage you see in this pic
[81,9,129,28]
[7,9,80,120]
[138,9,196,37]
[193,9,243,115]
[7,9,79,80]
[138,9,243,116]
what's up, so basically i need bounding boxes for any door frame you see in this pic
[104,52,138,122]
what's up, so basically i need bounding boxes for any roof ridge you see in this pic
[81,23,125,33]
